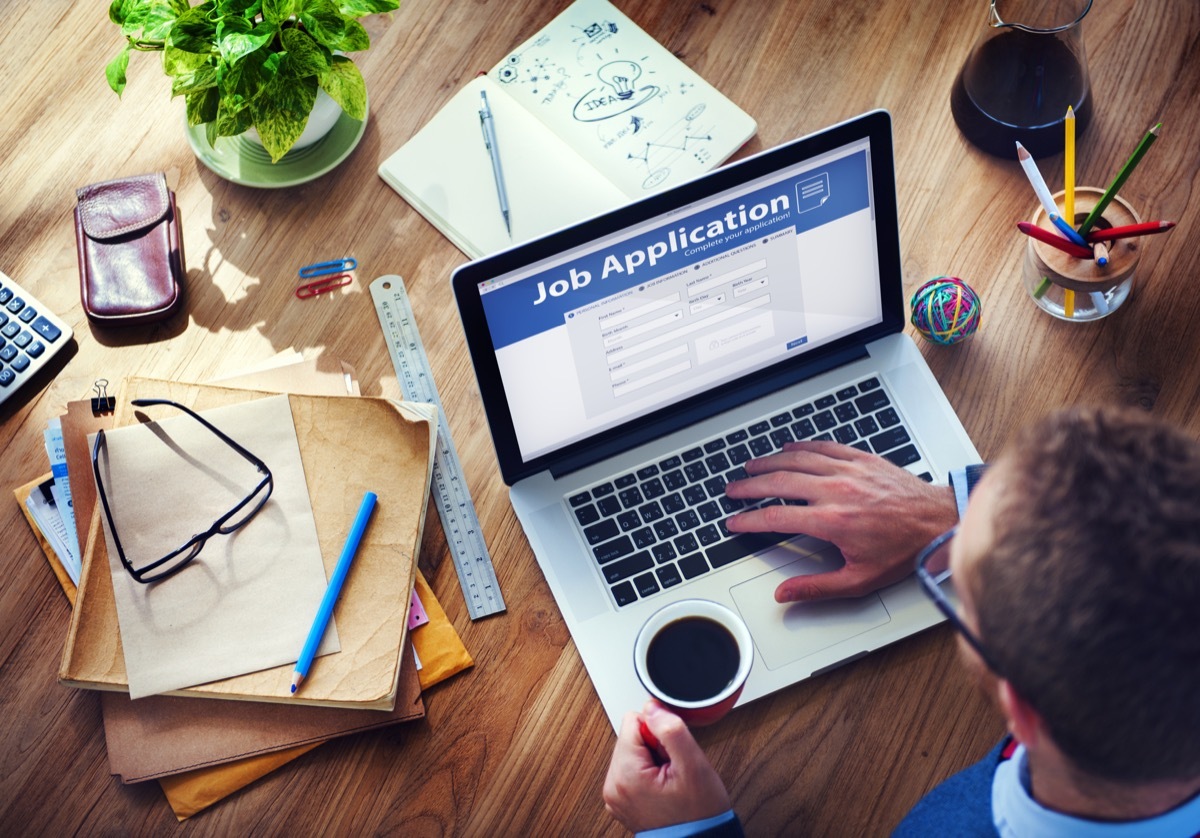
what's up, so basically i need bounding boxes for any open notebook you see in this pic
[379,0,756,259]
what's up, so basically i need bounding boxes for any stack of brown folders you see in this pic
[27,362,472,819]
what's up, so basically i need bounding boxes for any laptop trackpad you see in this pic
[729,549,891,671]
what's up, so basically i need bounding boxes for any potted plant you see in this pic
[105,0,400,163]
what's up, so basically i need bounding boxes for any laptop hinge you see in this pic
[547,343,870,481]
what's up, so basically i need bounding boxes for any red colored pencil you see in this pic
[1085,221,1176,243]
[1016,221,1094,259]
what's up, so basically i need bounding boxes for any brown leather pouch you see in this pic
[74,173,184,325]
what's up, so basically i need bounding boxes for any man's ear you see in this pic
[997,679,1044,748]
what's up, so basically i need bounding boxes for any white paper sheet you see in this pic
[91,394,335,699]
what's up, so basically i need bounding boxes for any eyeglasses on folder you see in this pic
[91,398,274,584]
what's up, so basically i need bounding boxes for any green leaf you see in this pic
[137,3,179,41]
[215,0,260,15]
[109,0,135,26]
[250,73,318,162]
[318,55,364,119]
[262,0,299,23]
[217,17,277,62]
[215,95,254,136]
[337,0,400,16]
[163,44,211,75]
[221,47,270,99]
[280,27,329,78]
[170,6,220,54]
[171,63,219,96]
[115,1,178,42]
[105,45,132,95]
[333,19,369,51]
[298,1,347,49]
[185,86,220,126]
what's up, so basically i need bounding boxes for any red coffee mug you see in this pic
[633,599,753,726]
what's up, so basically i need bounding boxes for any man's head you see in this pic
[951,406,1200,784]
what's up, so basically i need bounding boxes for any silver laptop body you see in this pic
[453,111,979,729]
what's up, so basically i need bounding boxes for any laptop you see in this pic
[451,110,980,730]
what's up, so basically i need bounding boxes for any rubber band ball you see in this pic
[910,276,981,345]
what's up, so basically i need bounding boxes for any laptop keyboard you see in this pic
[565,376,932,609]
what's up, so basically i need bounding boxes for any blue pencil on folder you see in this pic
[291,491,378,694]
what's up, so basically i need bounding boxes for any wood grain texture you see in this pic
[2,0,1197,833]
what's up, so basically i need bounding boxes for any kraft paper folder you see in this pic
[99,648,425,783]
[59,377,438,710]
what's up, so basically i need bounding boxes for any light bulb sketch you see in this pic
[597,60,642,99]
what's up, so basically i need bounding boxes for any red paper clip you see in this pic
[295,273,352,299]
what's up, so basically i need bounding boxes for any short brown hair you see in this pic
[973,406,1200,782]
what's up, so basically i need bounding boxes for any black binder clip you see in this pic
[91,379,115,415]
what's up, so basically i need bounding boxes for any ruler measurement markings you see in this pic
[370,275,505,620]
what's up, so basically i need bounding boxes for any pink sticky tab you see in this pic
[408,590,430,629]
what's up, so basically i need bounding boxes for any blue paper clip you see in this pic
[296,273,352,299]
[299,257,357,279]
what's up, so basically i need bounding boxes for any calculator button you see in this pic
[0,344,16,362]
[6,297,24,314]
[10,354,30,372]
[0,368,13,387]
[1,321,18,339]
[31,316,62,342]
[18,306,36,323]
[0,288,11,305]
[13,331,31,348]
[25,340,44,358]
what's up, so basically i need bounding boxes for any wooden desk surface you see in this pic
[2,1,1196,833]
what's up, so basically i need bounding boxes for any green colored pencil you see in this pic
[1077,123,1162,236]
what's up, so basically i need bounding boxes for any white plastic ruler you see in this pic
[369,275,505,620]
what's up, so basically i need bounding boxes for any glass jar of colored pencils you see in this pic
[1022,187,1141,321]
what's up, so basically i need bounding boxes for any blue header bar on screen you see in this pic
[479,149,871,349]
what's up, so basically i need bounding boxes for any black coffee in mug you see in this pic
[645,616,740,702]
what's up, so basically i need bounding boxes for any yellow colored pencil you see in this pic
[1064,106,1076,224]
[1062,108,1078,320]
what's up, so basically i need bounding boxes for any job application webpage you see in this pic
[478,139,883,463]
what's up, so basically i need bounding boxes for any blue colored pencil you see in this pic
[1050,213,1089,248]
[291,491,378,694]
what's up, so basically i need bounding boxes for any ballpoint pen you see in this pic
[479,90,511,236]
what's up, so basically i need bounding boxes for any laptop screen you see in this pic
[454,111,904,484]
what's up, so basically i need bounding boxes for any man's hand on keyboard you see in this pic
[723,440,957,602]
